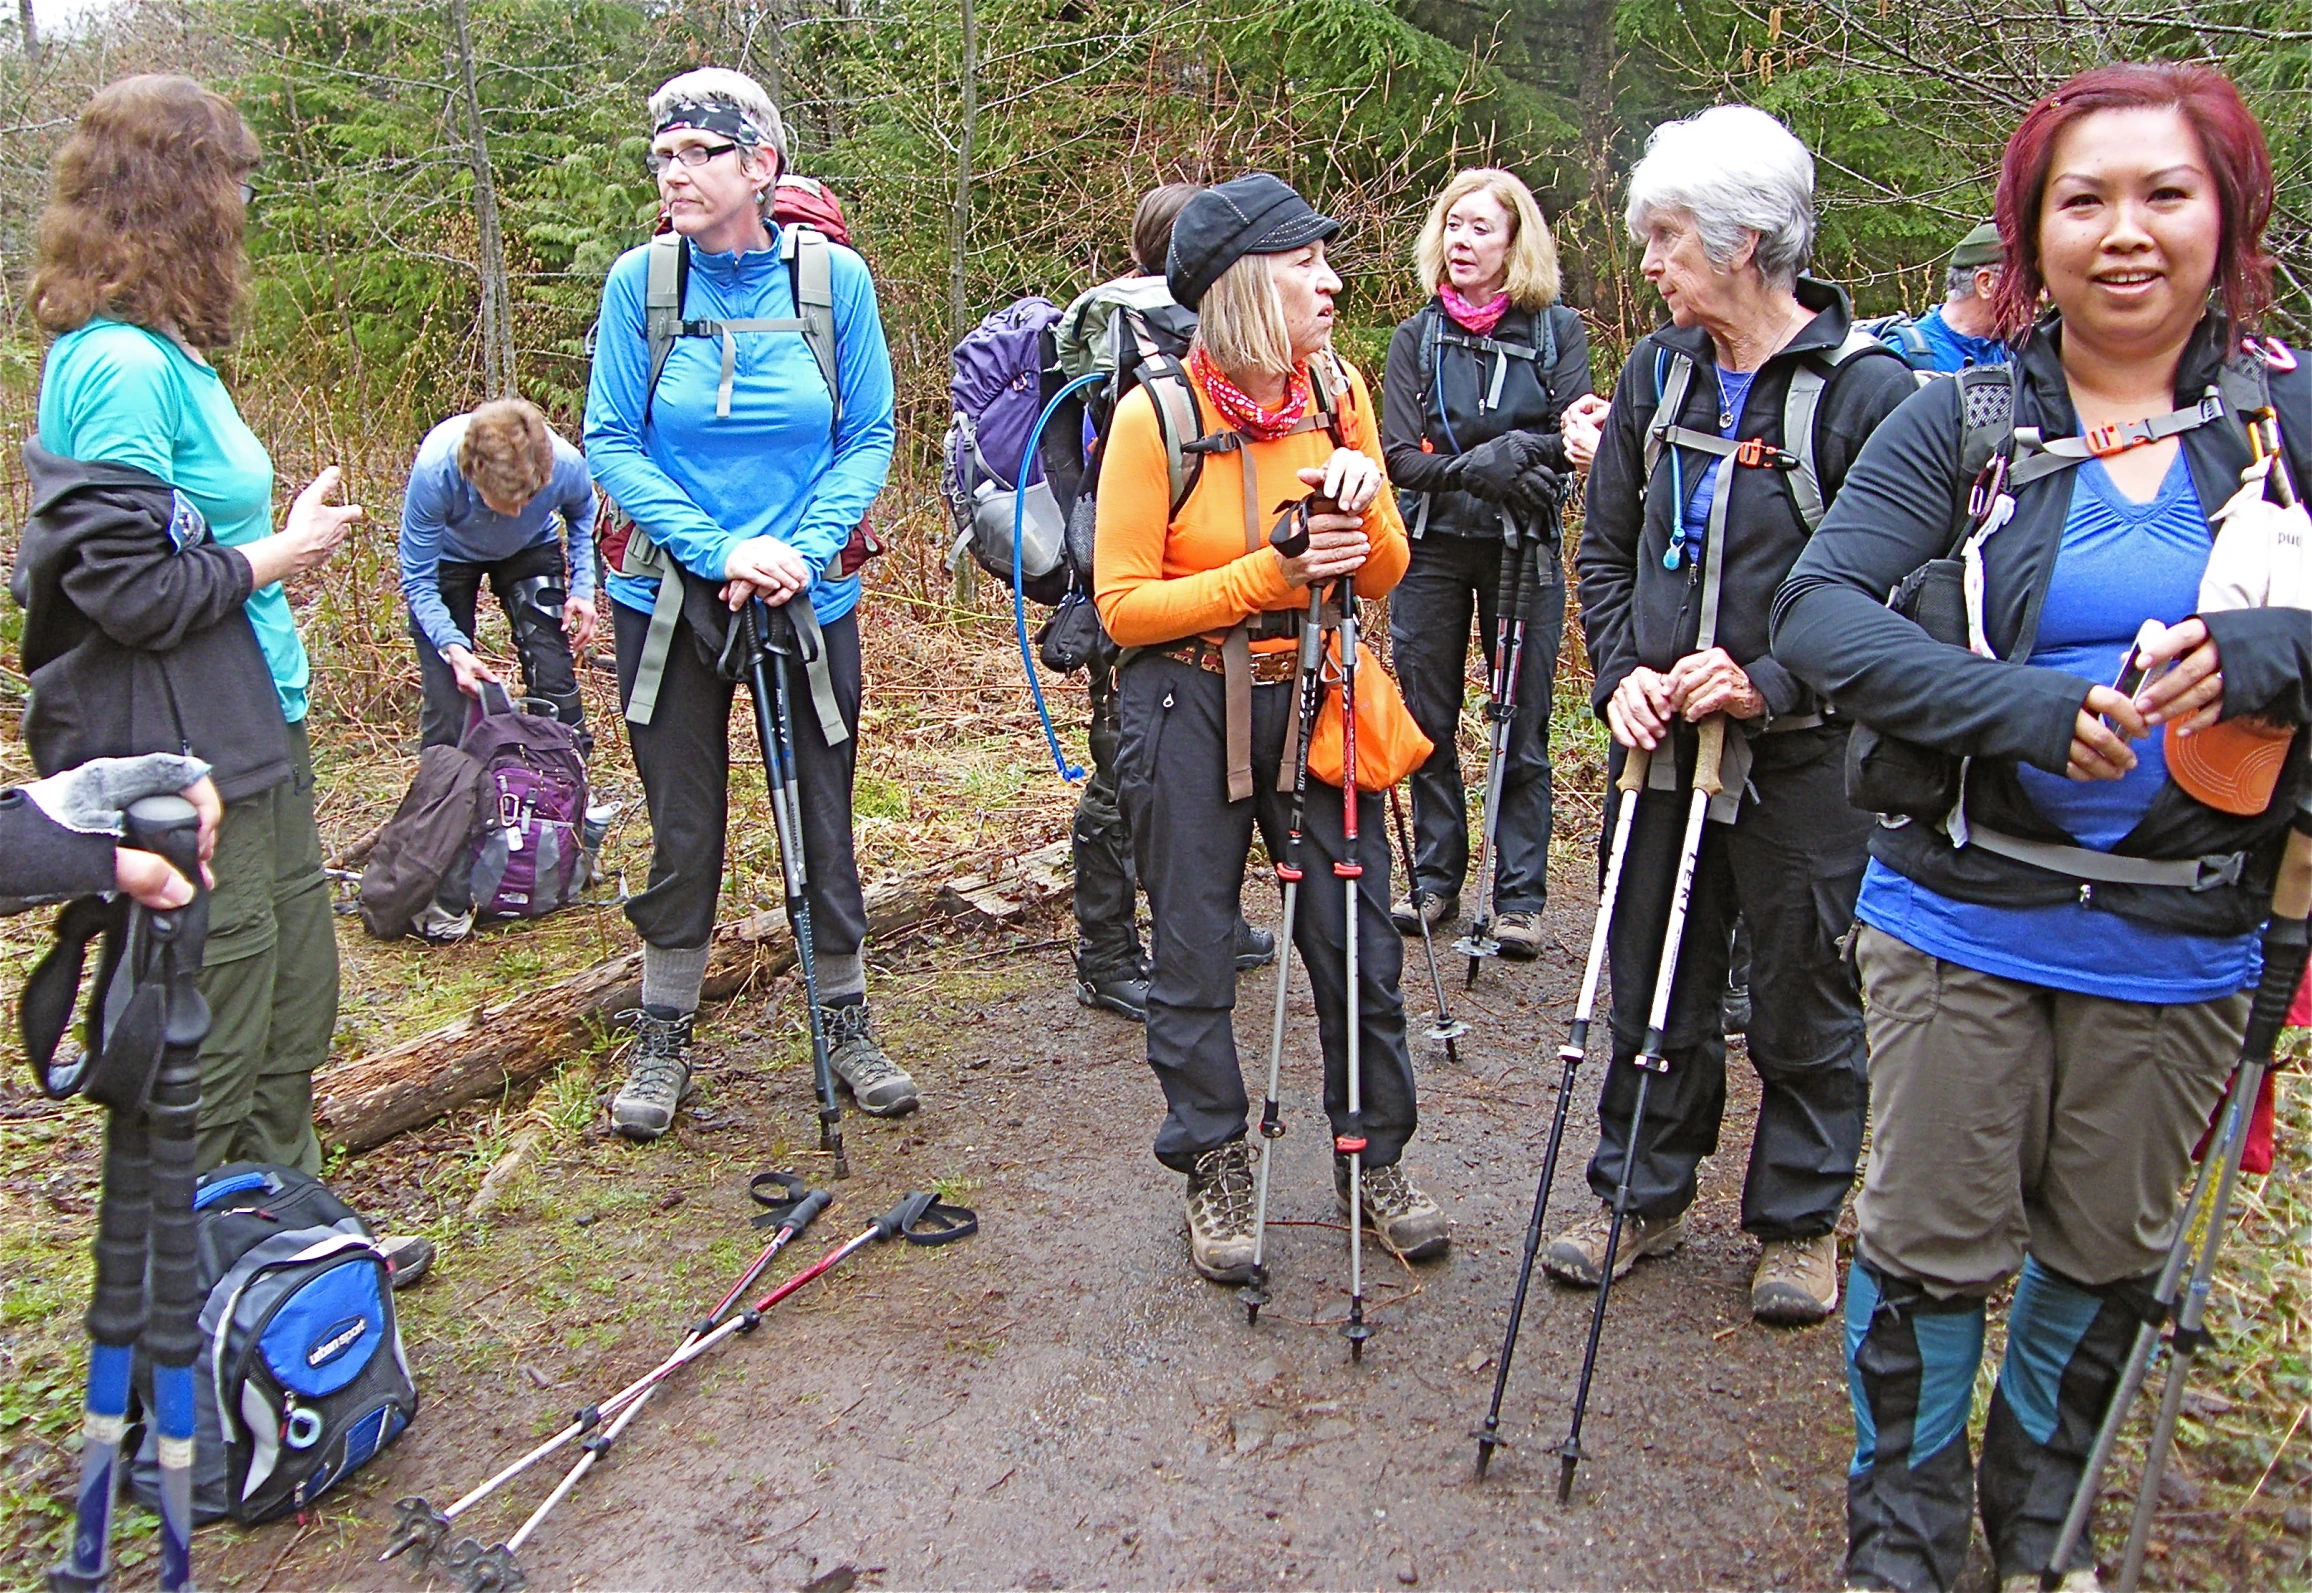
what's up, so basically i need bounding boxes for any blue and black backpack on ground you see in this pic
[130,1163,417,1524]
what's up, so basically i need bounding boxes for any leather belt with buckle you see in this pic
[1159,639,1299,685]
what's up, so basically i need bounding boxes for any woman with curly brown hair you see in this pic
[21,75,372,1187]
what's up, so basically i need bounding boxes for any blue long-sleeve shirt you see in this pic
[399,414,597,653]
[583,229,895,627]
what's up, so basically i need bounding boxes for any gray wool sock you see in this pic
[815,949,866,1003]
[640,941,711,1015]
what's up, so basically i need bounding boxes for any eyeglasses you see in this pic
[646,142,741,176]
[239,181,256,207]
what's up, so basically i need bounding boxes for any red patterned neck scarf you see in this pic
[1191,345,1311,442]
[1440,283,1510,336]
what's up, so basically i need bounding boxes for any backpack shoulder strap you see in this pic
[1642,345,1697,486]
[1783,327,1901,532]
[643,232,688,425]
[1416,302,1444,423]
[782,225,841,438]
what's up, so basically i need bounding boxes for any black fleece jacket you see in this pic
[1577,278,1916,729]
[1382,301,1591,542]
[1772,314,2312,937]
[13,442,290,803]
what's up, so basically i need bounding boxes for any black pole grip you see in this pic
[785,1188,833,1237]
[123,794,202,882]
[873,1190,935,1240]
[901,1196,979,1245]
[2243,915,2310,1064]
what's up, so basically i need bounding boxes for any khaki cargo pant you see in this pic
[1854,925,2243,1296]
[195,719,338,1175]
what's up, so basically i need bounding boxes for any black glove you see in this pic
[1451,432,1547,501]
[1506,459,1565,516]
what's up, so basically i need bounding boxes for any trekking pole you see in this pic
[50,795,210,1593]
[423,1193,971,1593]
[1336,589,1374,1363]
[745,598,848,1178]
[1242,572,1331,1328]
[381,1174,831,1573]
[1555,718,1724,1504]
[2106,826,2312,1593]
[1473,742,1651,1481]
[1456,514,1538,985]
[1388,784,1466,1063]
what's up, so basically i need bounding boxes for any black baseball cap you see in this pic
[1165,174,1340,311]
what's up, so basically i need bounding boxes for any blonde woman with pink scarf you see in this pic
[1379,167,1590,959]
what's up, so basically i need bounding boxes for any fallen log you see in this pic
[314,839,1073,1151]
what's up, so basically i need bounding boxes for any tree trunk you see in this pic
[313,842,1072,1151]
[949,0,981,604]
[18,0,37,62]
[448,0,517,397]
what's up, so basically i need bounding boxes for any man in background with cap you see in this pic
[1875,221,2011,374]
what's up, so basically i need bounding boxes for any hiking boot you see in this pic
[1335,1158,1451,1261]
[1390,888,1458,936]
[821,1003,920,1117]
[1494,909,1546,961]
[612,1004,694,1142]
[1185,1140,1259,1283]
[1723,983,1752,1038]
[378,1234,435,1290]
[1543,1203,1687,1286]
[1233,919,1277,973]
[1752,1233,1840,1325]
[1076,963,1150,1022]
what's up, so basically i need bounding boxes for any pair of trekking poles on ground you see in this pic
[381,1177,977,1593]
[1467,715,2312,1560]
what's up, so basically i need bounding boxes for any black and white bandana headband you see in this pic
[654,99,767,147]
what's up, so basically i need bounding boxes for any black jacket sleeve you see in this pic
[1576,344,1653,717]
[1741,346,1918,724]
[1771,379,2090,773]
[2202,606,2312,724]
[1381,315,1461,495]
[60,492,258,654]
[0,786,120,915]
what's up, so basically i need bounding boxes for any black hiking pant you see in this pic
[1584,723,1869,1240]
[611,600,868,969]
[1117,653,1417,1174]
[412,541,591,756]
[1387,530,1562,915]
[1073,669,1144,980]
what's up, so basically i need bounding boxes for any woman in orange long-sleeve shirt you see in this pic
[1093,174,1449,1287]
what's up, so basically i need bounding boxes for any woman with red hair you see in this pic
[1776,64,2312,1591]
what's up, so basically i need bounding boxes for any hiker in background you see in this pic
[1380,166,1589,958]
[1775,63,2312,1592]
[1096,173,1451,1281]
[1050,180,1277,1021]
[585,67,913,1141]
[1564,105,1913,1325]
[23,76,361,1181]
[401,397,598,755]
[1871,221,2012,374]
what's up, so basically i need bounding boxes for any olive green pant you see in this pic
[1853,925,2243,1296]
[194,719,338,1175]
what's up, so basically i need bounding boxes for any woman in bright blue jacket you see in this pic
[584,67,906,1141]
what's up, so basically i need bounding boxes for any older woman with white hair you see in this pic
[585,66,910,1141]
[1380,167,1590,959]
[1550,105,1914,1325]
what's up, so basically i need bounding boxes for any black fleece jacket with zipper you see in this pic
[13,441,290,804]
[1578,278,1916,731]
[1771,313,2312,937]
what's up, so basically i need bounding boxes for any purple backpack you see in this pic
[459,684,588,920]
[939,297,1072,604]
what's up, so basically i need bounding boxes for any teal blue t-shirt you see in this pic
[37,318,308,724]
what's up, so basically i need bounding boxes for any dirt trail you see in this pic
[203,878,1856,1592]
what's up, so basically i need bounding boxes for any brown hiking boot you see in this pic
[1543,1202,1686,1286]
[1752,1233,1840,1324]
[1390,889,1458,936]
[1334,1158,1451,1260]
[1185,1140,1259,1283]
[1493,910,1546,960]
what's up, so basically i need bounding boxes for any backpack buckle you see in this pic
[2083,421,2148,457]
[1732,437,1796,470]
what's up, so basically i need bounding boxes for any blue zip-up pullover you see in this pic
[583,228,895,627]
[399,413,597,653]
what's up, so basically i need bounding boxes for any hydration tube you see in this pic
[1014,370,1111,783]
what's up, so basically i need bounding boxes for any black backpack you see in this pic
[131,1164,417,1525]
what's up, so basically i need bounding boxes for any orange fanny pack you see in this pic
[1304,639,1432,792]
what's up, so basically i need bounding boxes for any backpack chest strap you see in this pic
[683,316,814,418]
[2012,393,2226,486]
[1438,330,1541,413]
